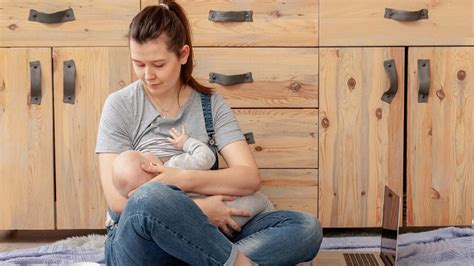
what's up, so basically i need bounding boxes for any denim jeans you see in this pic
[105,182,323,265]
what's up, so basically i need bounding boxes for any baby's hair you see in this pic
[128,0,213,95]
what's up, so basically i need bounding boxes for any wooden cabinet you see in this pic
[1,0,472,229]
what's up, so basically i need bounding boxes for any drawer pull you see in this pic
[209,72,253,85]
[63,60,76,104]
[381,59,398,104]
[29,61,42,105]
[28,8,75,24]
[208,10,253,22]
[418,59,430,103]
[384,8,428,21]
[244,132,255,144]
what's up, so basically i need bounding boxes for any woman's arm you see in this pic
[99,153,128,213]
[142,139,261,196]
[187,139,261,195]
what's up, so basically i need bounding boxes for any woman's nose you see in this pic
[145,68,156,80]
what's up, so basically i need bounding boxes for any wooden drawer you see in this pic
[143,0,318,46]
[0,1,139,47]
[194,48,318,108]
[320,0,473,46]
[219,109,318,168]
[260,169,318,217]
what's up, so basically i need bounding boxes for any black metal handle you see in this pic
[209,72,253,86]
[384,8,428,21]
[63,60,76,104]
[244,132,255,145]
[28,8,75,24]
[208,10,253,22]
[418,59,430,103]
[381,59,399,104]
[29,61,41,105]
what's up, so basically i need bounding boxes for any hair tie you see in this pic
[159,3,169,10]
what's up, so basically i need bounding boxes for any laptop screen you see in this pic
[380,186,401,262]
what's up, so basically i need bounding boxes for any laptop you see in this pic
[342,186,401,266]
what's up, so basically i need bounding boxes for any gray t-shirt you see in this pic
[95,80,244,156]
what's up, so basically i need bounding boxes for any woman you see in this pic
[96,1,323,265]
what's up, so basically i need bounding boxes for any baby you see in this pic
[112,126,274,229]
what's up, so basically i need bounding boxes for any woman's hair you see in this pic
[129,0,212,95]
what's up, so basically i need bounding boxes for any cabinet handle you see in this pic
[63,60,76,104]
[244,132,255,144]
[209,72,253,85]
[29,61,42,105]
[28,8,75,24]
[381,59,399,104]
[208,10,253,22]
[418,59,430,103]
[384,8,428,21]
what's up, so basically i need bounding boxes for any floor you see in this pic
[0,230,105,252]
[0,229,381,265]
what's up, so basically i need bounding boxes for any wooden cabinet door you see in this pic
[53,47,132,229]
[319,48,404,227]
[407,47,473,226]
[0,48,54,229]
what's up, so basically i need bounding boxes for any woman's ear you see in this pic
[179,45,190,65]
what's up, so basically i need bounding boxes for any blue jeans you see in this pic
[105,182,322,265]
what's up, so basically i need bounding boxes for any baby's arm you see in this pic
[167,126,216,170]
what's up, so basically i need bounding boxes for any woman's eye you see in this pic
[154,64,164,68]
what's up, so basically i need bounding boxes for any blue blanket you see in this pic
[0,245,104,265]
[1,227,472,265]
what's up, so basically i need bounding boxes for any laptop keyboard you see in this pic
[343,253,379,266]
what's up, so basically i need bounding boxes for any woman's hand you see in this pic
[141,163,189,190]
[193,195,251,238]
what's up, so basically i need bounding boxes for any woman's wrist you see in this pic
[180,169,196,192]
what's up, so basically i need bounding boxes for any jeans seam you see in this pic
[122,212,227,265]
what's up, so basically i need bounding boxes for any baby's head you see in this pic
[112,150,155,198]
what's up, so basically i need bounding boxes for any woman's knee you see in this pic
[298,212,323,257]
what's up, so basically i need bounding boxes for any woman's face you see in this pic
[130,36,189,97]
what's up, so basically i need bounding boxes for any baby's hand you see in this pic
[168,126,189,150]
